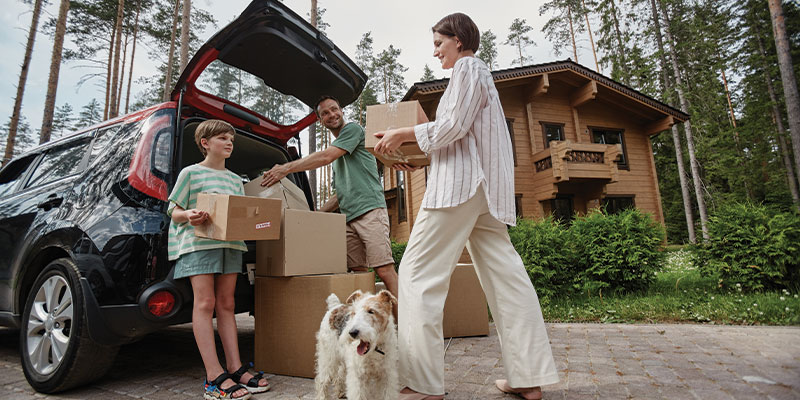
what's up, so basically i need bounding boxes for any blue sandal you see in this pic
[204,372,252,400]
[230,362,270,393]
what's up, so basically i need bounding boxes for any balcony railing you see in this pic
[532,140,621,182]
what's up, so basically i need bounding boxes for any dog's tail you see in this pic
[325,293,341,310]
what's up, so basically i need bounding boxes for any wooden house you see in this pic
[380,60,689,243]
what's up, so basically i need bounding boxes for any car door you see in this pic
[171,0,367,144]
[0,138,90,313]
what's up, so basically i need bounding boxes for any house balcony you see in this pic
[531,140,622,201]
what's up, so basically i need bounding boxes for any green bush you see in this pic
[694,202,800,292]
[391,240,407,267]
[509,217,577,300]
[569,208,666,295]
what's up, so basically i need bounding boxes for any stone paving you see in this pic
[1,315,798,399]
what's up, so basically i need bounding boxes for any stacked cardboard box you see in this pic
[365,100,430,167]
[245,178,362,378]
[443,263,490,338]
[254,272,375,378]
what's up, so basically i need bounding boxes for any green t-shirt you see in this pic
[167,164,248,261]
[330,122,386,222]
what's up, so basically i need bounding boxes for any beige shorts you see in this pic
[346,208,394,269]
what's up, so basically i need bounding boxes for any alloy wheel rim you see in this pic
[26,275,73,375]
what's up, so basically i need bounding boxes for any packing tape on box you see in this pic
[383,151,428,163]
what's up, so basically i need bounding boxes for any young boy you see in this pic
[168,120,269,400]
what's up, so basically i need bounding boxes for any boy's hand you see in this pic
[187,209,208,226]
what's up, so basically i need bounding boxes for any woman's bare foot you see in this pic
[495,379,542,400]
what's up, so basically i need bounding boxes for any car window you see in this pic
[88,126,119,163]
[196,60,307,126]
[0,155,38,198]
[24,139,91,189]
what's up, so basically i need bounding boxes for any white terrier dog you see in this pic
[314,289,398,400]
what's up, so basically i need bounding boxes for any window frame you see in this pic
[21,138,92,190]
[589,126,629,170]
[396,170,407,223]
[506,118,518,166]
[602,195,635,214]
[540,121,566,149]
[0,154,40,199]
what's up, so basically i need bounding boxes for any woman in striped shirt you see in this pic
[374,13,559,400]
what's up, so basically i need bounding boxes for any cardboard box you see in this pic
[243,178,310,211]
[255,272,376,378]
[365,101,430,167]
[443,263,490,338]
[255,209,347,276]
[194,193,282,241]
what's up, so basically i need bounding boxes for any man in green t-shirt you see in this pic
[262,96,398,314]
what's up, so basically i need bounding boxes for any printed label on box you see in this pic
[255,222,271,230]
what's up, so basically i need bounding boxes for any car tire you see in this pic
[19,258,119,393]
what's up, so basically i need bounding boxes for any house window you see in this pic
[506,118,517,166]
[602,196,635,214]
[515,194,523,218]
[541,122,565,148]
[550,196,574,224]
[397,170,406,222]
[591,128,628,168]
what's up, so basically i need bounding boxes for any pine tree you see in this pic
[504,18,536,66]
[52,103,75,139]
[5,0,45,164]
[420,64,436,81]
[1,116,36,160]
[348,32,379,126]
[540,0,584,61]
[477,29,498,69]
[374,45,408,103]
[769,0,800,187]
[40,0,71,144]
[78,99,102,126]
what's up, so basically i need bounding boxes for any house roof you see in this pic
[401,59,690,123]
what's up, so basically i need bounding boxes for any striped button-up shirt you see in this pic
[414,56,516,225]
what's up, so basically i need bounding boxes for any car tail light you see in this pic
[147,290,176,317]
[128,109,175,200]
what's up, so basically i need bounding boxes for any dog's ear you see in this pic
[377,289,397,307]
[345,290,364,304]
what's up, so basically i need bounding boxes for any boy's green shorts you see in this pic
[174,248,244,279]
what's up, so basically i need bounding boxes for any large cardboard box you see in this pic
[365,101,430,167]
[243,178,310,211]
[254,272,376,378]
[443,263,490,338]
[194,193,282,241]
[255,209,347,276]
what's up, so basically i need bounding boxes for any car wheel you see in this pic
[20,258,119,393]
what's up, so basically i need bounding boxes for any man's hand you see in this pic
[262,164,290,187]
[186,209,209,226]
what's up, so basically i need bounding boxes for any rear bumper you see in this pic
[81,271,254,346]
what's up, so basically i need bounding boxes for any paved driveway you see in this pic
[1,316,798,399]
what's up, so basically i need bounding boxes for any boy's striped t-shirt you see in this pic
[167,164,247,261]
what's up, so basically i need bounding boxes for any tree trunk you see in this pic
[609,0,629,83]
[40,0,71,144]
[103,22,115,120]
[163,0,180,102]
[649,0,695,243]
[769,0,800,187]
[719,65,752,199]
[117,29,129,115]
[659,0,709,240]
[4,0,43,164]
[108,0,124,119]
[308,0,318,206]
[180,0,190,73]
[581,0,599,72]
[568,3,578,62]
[125,0,141,114]
[755,21,800,209]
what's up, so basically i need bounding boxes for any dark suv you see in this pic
[0,0,365,393]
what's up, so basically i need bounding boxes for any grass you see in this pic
[540,248,800,325]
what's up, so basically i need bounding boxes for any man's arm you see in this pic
[262,146,347,187]
[319,194,339,213]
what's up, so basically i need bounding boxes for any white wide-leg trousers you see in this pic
[398,188,560,395]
